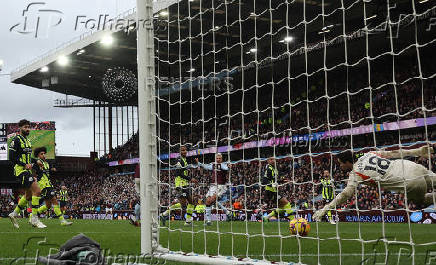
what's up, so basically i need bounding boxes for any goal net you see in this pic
[138,0,436,264]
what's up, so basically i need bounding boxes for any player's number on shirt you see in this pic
[364,156,391,175]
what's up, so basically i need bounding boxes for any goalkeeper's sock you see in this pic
[162,203,182,216]
[186,204,194,222]
[281,202,293,215]
[38,205,48,214]
[54,205,64,221]
[14,196,28,214]
[170,203,182,210]
[267,210,276,219]
[216,201,229,215]
[327,210,332,220]
[31,196,41,216]
[205,207,212,222]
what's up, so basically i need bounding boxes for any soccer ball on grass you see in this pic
[289,217,310,236]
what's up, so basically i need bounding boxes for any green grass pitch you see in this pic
[0,218,435,265]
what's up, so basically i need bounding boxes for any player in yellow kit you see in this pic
[32,147,72,226]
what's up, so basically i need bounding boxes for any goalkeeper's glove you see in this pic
[419,145,435,159]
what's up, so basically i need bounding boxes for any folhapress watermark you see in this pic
[10,2,63,38]
[11,2,167,39]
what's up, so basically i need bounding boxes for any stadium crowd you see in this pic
[0,195,14,217]
[60,169,138,216]
[82,59,436,218]
[1,58,435,219]
[1,143,435,218]
[100,61,436,162]
[6,121,55,135]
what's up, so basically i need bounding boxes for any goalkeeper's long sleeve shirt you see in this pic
[376,145,435,159]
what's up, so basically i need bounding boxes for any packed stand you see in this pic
[102,59,436,162]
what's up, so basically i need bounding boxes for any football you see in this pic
[289,217,311,236]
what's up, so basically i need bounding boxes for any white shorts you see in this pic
[383,161,435,202]
[383,161,431,190]
[206,185,228,198]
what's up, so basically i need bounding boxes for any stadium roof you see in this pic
[10,0,432,106]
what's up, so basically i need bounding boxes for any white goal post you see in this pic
[137,0,158,256]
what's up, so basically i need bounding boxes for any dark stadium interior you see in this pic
[12,0,434,102]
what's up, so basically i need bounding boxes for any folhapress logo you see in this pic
[10,2,63,38]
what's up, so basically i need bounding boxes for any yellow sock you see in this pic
[163,202,182,216]
[267,210,276,218]
[54,205,64,221]
[327,210,332,219]
[281,202,293,215]
[14,196,28,214]
[38,205,48,214]
[170,203,182,210]
[186,204,194,219]
[31,196,40,216]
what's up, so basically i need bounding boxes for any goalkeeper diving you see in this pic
[313,145,436,221]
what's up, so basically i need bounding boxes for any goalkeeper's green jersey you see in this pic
[263,164,278,192]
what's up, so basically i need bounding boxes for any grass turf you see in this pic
[0,218,435,265]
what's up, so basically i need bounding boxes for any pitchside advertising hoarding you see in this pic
[173,210,436,223]
[83,209,436,223]
[301,210,436,224]
[2,121,56,160]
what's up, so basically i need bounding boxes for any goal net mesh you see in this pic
[152,0,436,264]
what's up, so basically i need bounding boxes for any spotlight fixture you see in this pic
[57,55,69,66]
[101,35,114,46]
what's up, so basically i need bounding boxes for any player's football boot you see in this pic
[61,220,73,226]
[8,211,20,229]
[329,217,337,225]
[30,216,47,228]
[129,216,137,225]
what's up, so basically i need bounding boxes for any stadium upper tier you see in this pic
[10,0,434,105]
